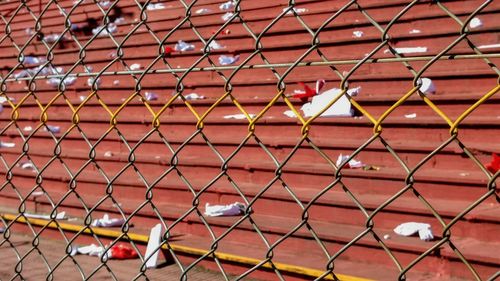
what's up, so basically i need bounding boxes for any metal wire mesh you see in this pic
[0,0,499,280]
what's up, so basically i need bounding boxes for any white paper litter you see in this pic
[336,154,364,169]
[383,234,391,240]
[219,1,235,11]
[204,202,245,217]
[25,28,35,35]
[71,244,105,257]
[477,44,500,49]
[145,223,162,268]
[283,7,308,15]
[0,141,15,148]
[218,55,239,65]
[300,87,360,118]
[23,126,33,132]
[92,23,117,36]
[25,211,66,220]
[223,114,255,120]
[221,12,234,21]
[469,17,482,29]
[419,78,435,95]
[384,47,427,54]
[87,77,101,87]
[208,40,226,50]
[130,63,141,70]
[91,214,125,227]
[99,0,111,8]
[23,56,45,65]
[145,92,158,101]
[404,113,417,119]
[0,97,7,104]
[114,17,125,24]
[146,3,165,10]
[45,125,61,134]
[174,40,195,52]
[195,8,211,14]
[43,34,64,43]
[184,93,205,100]
[409,29,421,34]
[20,161,36,170]
[104,151,113,157]
[283,110,297,118]
[113,80,120,86]
[394,222,434,241]
[352,31,364,38]
[46,76,76,87]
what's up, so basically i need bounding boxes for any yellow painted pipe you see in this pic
[2,213,373,281]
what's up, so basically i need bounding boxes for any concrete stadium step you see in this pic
[2,194,499,280]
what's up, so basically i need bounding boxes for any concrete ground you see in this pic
[0,234,235,281]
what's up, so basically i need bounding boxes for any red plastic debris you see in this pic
[291,79,326,102]
[109,243,139,259]
[164,46,174,56]
[211,29,231,35]
[485,153,500,173]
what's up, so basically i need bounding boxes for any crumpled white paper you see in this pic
[175,40,195,52]
[352,31,364,38]
[130,63,141,70]
[283,7,308,15]
[300,87,360,118]
[336,154,364,168]
[0,141,15,148]
[46,76,77,87]
[185,93,205,100]
[195,8,211,14]
[145,92,158,101]
[71,244,105,257]
[23,56,45,65]
[25,211,66,220]
[219,1,235,11]
[92,23,117,36]
[218,55,239,65]
[394,222,434,241]
[469,17,482,29]
[384,47,427,54]
[221,12,234,21]
[205,202,245,217]
[87,77,101,87]
[45,125,61,134]
[146,3,165,10]
[20,161,35,170]
[208,40,226,50]
[419,78,435,95]
[91,213,125,227]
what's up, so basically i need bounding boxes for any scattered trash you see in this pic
[71,243,138,259]
[419,78,435,95]
[145,223,162,268]
[336,154,365,169]
[204,202,245,217]
[113,80,120,86]
[300,86,361,118]
[31,191,44,197]
[0,227,4,233]
[43,34,65,43]
[208,40,226,50]
[393,222,434,241]
[219,1,235,11]
[459,172,470,177]
[145,92,158,101]
[383,234,390,240]
[0,141,15,148]
[45,125,61,134]
[485,153,499,173]
[104,151,113,157]
[221,12,234,21]
[283,110,298,118]
[130,63,141,70]
[283,7,308,15]
[218,55,240,65]
[46,76,76,87]
[79,96,87,102]
[384,47,427,54]
[87,77,101,87]
[23,56,45,65]
[20,161,36,170]
[25,27,35,35]
[25,211,66,220]
[91,213,126,227]
[114,17,125,24]
[477,43,500,49]
[92,23,117,36]
[195,8,211,15]
[184,93,205,100]
[289,79,326,102]
[174,40,195,52]
[223,114,255,120]
[23,126,33,132]
[469,17,482,29]
[146,3,165,10]
[409,29,421,34]
[404,113,417,119]
[99,0,111,8]
[352,31,364,38]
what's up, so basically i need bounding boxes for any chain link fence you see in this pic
[0,0,499,280]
